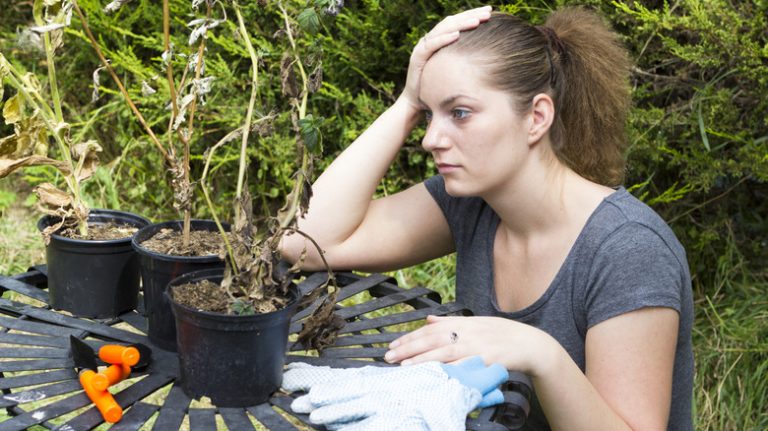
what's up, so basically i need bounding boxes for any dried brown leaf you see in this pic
[71,139,102,181]
[16,115,49,156]
[70,139,102,160]
[300,174,313,217]
[49,28,64,52]
[2,94,23,125]
[169,158,192,212]
[308,64,323,93]
[33,182,88,240]
[233,191,253,240]
[296,291,345,352]
[34,182,72,209]
[0,135,16,157]
[0,155,71,178]
[280,52,299,98]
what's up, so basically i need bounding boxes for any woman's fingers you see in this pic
[389,315,452,348]
[400,6,492,108]
[426,314,456,323]
[386,333,458,365]
[386,316,465,364]
[416,6,492,57]
[428,5,492,38]
[400,345,458,366]
[414,31,460,56]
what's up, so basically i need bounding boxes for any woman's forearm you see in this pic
[280,96,422,266]
[531,338,633,431]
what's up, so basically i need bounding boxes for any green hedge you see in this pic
[1,0,766,288]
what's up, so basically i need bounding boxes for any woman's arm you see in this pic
[385,309,678,431]
[279,98,451,272]
[280,7,492,271]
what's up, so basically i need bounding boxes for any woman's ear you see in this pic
[527,93,555,146]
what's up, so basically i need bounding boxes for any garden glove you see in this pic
[440,356,506,408]
[282,357,508,431]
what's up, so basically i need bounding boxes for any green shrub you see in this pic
[2,0,765,289]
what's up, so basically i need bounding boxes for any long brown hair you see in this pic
[445,7,632,186]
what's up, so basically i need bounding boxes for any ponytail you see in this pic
[545,8,632,186]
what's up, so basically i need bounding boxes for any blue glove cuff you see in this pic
[478,388,504,408]
[440,356,509,401]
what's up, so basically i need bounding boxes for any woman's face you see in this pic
[420,50,532,197]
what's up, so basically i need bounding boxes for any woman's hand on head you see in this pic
[399,6,492,111]
[385,315,556,375]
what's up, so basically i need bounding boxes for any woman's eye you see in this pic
[452,109,470,120]
[423,111,433,122]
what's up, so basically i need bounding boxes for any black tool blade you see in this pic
[131,343,152,371]
[69,335,98,372]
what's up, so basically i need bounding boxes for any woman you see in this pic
[281,5,693,430]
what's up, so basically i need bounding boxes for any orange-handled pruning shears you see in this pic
[69,336,151,423]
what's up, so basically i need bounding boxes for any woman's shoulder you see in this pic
[602,187,667,225]
[596,188,680,239]
[586,187,688,269]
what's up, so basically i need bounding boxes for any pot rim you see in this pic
[38,208,150,246]
[166,268,298,321]
[131,219,229,262]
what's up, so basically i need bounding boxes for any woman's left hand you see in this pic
[385,315,555,375]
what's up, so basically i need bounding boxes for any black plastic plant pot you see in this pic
[131,220,227,352]
[167,268,298,407]
[37,209,150,319]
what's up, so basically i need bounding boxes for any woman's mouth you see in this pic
[436,163,460,174]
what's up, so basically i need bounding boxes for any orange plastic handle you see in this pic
[102,363,131,386]
[98,345,140,366]
[84,370,108,392]
[79,370,123,423]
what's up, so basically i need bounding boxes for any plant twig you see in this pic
[200,128,245,274]
[281,227,336,290]
[32,3,63,123]
[233,1,259,200]
[277,1,311,231]
[179,2,213,247]
[667,176,750,224]
[163,0,178,121]
[71,0,170,163]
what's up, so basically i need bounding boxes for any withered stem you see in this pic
[233,0,259,201]
[71,0,170,163]
[181,3,213,247]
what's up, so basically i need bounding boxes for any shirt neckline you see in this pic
[487,187,628,317]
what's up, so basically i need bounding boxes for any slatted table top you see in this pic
[0,267,529,431]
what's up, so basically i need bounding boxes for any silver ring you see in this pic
[450,331,458,344]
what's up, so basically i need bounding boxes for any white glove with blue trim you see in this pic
[281,356,508,431]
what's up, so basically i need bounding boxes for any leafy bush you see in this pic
[1,0,764,289]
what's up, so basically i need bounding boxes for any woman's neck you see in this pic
[483,153,613,242]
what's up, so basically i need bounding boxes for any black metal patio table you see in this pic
[0,266,530,430]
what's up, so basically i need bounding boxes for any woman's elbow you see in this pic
[278,233,328,271]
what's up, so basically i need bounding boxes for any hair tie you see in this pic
[535,25,567,56]
[535,25,566,87]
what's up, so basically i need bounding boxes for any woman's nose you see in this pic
[421,120,448,152]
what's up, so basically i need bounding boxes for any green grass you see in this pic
[0,195,45,276]
[692,280,768,430]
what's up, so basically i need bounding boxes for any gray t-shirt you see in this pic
[425,175,694,431]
